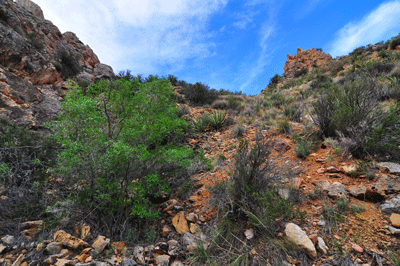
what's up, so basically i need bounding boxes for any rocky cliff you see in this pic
[284,47,333,78]
[0,0,114,126]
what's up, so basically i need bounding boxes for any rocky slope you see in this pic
[1,1,400,265]
[0,0,114,126]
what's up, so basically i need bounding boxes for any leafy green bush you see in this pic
[192,113,211,132]
[390,34,400,50]
[277,118,291,134]
[0,118,57,222]
[55,50,81,78]
[269,92,286,108]
[284,103,302,122]
[232,125,246,138]
[211,135,298,233]
[294,138,312,159]
[211,99,228,109]
[49,78,195,232]
[312,73,400,159]
[378,49,388,58]
[226,95,243,111]
[27,32,44,50]
[294,67,308,78]
[191,111,228,132]
[181,82,219,106]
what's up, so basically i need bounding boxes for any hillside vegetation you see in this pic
[1,32,400,265]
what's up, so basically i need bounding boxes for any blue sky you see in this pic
[32,0,400,95]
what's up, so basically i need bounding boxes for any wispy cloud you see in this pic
[328,1,400,57]
[33,0,228,73]
[294,0,323,20]
[238,1,278,94]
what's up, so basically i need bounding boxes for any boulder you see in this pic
[284,223,317,259]
[390,213,400,228]
[155,255,170,266]
[377,162,400,175]
[45,242,63,255]
[380,196,400,213]
[0,244,6,254]
[172,212,189,234]
[92,235,110,254]
[94,63,115,81]
[317,237,329,254]
[53,230,89,249]
[16,0,44,19]
[284,48,333,78]
[388,226,400,235]
[325,182,348,199]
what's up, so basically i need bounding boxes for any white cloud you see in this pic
[31,0,227,73]
[294,0,323,20]
[329,1,400,57]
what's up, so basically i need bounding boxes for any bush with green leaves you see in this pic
[55,50,82,78]
[200,135,308,265]
[312,73,400,159]
[294,67,308,78]
[211,135,298,234]
[181,82,219,106]
[49,77,196,234]
[390,34,400,50]
[0,118,57,223]
[192,111,228,132]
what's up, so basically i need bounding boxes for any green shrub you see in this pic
[232,125,246,138]
[49,78,195,233]
[378,49,388,58]
[208,110,227,130]
[311,73,400,157]
[277,118,291,134]
[167,74,178,86]
[0,118,57,222]
[350,46,365,57]
[211,99,228,109]
[181,82,219,106]
[226,95,242,111]
[211,135,298,234]
[270,92,286,108]
[0,118,56,187]
[177,105,190,118]
[55,50,82,78]
[294,138,312,159]
[192,113,211,133]
[284,103,302,122]
[27,32,44,50]
[390,34,400,50]
[294,67,308,78]
[192,111,228,132]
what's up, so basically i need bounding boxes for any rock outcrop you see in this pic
[284,48,333,78]
[0,0,114,126]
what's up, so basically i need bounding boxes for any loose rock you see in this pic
[92,235,110,254]
[390,213,400,228]
[352,244,363,253]
[317,237,329,254]
[377,162,400,175]
[172,212,189,234]
[155,255,170,266]
[54,230,89,250]
[45,242,63,255]
[284,223,317,259]
[380,196,400,214]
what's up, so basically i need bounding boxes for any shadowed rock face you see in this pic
[284,48,333,78]
[0,0,114,126]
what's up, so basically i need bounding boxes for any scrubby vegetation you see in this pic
[3,32,400,266]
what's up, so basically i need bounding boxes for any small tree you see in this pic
[50,78,192,225]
